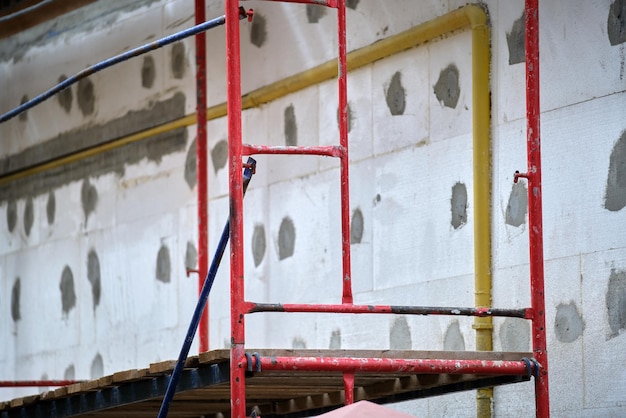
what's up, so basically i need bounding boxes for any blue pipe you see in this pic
[157,158,256,418]
[0,7,249,123]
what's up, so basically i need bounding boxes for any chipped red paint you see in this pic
[226,0,549,415]
[247,356,535,376]
[525,0,550,416]
[226,0,246,416]
[246,302,529,318]
[337,0,352,305]
[243,0,338,7]
[242,144,344,157]
[343,372,355,404]
[195,0,209,355]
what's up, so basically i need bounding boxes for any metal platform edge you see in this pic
[0,349,534,418]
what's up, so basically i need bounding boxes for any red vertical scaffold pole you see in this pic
[225,1,246,417]
[195,0,210,354]
[525,0,550,416]
[336,0,352,305]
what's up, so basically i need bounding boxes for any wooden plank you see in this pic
[149,360,177,374]
[0,349,534,417]
[77,378,102,392]
[112,368,148,383]
[39,389,57,401]
[198,349,230,365]
[9,397,24,408]
[52,385,69,398]
[9,393,39,407]
[149,356,200,374]
[67,382,85,394]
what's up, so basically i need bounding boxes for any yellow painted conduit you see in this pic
[1,5,493,416]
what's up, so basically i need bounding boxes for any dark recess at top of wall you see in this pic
[0,0,161,62]
[0,0,97,40]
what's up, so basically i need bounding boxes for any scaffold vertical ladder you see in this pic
[223,0,550,417]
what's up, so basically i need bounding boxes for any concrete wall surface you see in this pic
[1,0,625,417]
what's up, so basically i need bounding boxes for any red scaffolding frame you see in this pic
[224,0,549,417]
[0,1,550,416]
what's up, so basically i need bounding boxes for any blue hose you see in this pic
[0,7,249,123]
[157,158,256,418]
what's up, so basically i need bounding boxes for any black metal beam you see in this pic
[1,363,230,418]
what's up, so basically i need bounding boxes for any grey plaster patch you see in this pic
[23,196,33,237]
[385,71,406,116]
[57,75,73,113]
[252,224,266,267]
[608,0,626,46]
[39,373,49,394]
[607,268,626,338]
[46,191,56,225]
[443,320,466,351]
[11,278,20,322]
[604,130,626,211]
[306,5,327,23]
[284,104,297,146]
[329,329,341,349]
[64,365,75,380]
[278,217,296,260]
[499,318,530,352]
[141,55,156,88]
[90,353,104,379]
[434,64,460,109]
[336,102,355,133]
[171,42,186,79]
[506,12,526,65]
[292,336,307,349]
[346,0,360,10]
[185,241,198,271]
[347,102,354,132]
[18,95,28,121]
[60,266,77,315]
[87,249,101,309]
[450,182,468,229]
[554,301,584,343]
[506,182,528,227]
[250,12,267,48]
[77,78,95,116]
[350,208,364,244]
[184,138,197,189]
[156,245,171,283]
[0,93,187,202]
[81,179,98,224]
[7,199,17,232]
[145,130,183,164]
[211,139,228,173]
[389,316,411,350]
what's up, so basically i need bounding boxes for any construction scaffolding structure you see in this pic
[0,0,550,417]
[223,0,549,417]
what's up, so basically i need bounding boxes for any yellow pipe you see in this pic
[466,7,494,418]
[0,7,494,415]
